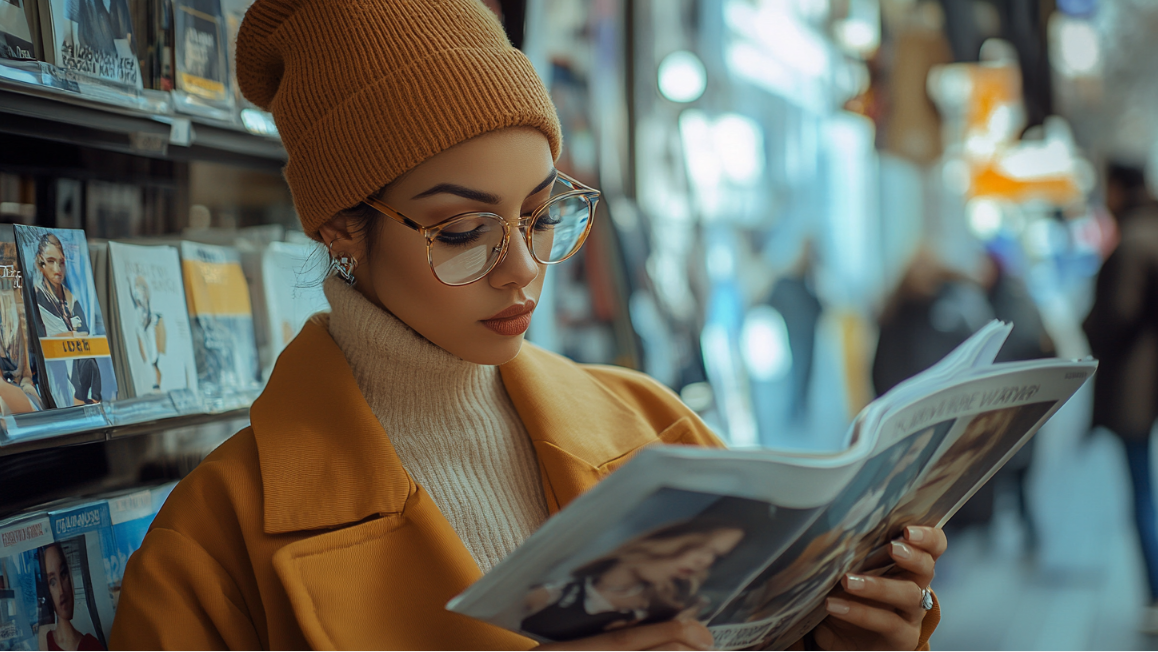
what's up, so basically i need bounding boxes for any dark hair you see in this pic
[1107,161,1146,193]
[319,187,389,279]
[36,233,64,264]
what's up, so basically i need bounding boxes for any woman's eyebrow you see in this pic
[528,169,558,197]
[411,183,501,204]
[410,169,557,204]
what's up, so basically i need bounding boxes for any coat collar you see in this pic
[250,315,658,535]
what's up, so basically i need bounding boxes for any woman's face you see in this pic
[632,528,745,585]
[323,127,555,365]
[39,244,66,291]
[44,546,74,622]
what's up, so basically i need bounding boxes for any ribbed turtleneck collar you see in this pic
[324,277,500,418]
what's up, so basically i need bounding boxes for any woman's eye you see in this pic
[435,229,485,246]
[533,214,562,231]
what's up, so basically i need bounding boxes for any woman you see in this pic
[521,516,746,639]
[33,234,101,405]
[111,1,946,649]
[39,543,104,651]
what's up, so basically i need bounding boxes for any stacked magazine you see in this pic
[0,482,175,650]
[178,241,259,396]
[0,228,43,415]
[106,241,198,398]
[13,226,117,409]
[448,322,1096,650]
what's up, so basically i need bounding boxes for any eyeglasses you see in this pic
[362,171,599,286]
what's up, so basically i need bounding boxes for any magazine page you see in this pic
[173,0,230,103]
[179,241,259,394]
[448,444,870,643]
[0,0,36,61]
[46,0,143,87]
[14,226,118,409]
[707,359,1095,651]
[0,514,53,651]
[260,242,328,372]
[108,242,198,397]
[0,233,43,415]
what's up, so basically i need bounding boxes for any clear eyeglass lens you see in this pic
[429,214,507,285]
[531,195,592,263]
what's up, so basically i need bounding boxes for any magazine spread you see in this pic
[0,230,44,415]
[107,241,198,398]
[0,0,35,61]
[447,323,1096,650]
[42,0,143,87]
[14,226,118,409]
[173,0,230,103]
[179,240,259,394]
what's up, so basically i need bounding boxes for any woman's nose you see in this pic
[488,228,540,289]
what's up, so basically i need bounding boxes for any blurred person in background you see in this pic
[1083,162,1158,632]
[873,247,1052,544]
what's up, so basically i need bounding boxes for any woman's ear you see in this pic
[318,213,363,261]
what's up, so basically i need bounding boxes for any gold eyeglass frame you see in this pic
[361,171,600,286]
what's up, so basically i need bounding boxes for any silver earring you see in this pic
[329,240,358,286]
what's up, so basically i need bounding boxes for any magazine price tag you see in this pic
[169,118,193,146]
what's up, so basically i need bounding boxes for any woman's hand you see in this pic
[537,619,714,651]
[811,526,947,651]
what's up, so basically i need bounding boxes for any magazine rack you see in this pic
[0,388,260,457]
[0,59,285,171]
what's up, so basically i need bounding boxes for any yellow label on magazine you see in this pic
[178,72,227,101]
[182,260,253,317]
[40,336,112,360]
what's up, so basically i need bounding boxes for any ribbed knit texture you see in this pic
[323,278,548,572]
[235,0,562,239]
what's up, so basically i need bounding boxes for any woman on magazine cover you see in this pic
[38,543,105,651]
[111,1,947,649]
[129,276,166,391]
[33,234,102,405]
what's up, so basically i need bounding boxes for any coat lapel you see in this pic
[499,345,666,512]
[250,320,678,649]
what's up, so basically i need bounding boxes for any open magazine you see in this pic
[448,322,1097,650]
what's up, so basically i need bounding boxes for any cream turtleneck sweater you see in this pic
[324,278,549,572]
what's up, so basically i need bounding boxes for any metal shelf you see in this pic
[0,63,286,172]
[0,389,257,457]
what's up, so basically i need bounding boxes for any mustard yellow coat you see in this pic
[110,317,940,650]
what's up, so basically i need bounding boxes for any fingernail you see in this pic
[892,541,913,559]
[846,574,867,592]
[690,625,714,650]
[905,526,925,542]
[827,597,851,615]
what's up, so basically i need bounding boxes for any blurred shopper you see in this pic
[874,249,1052,541]
[1083,162,1158,632]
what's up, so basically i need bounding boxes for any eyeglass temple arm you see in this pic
[362,197,427,234]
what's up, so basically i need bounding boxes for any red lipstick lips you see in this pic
[481,300,536,337]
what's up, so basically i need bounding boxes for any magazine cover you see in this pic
[103,482,175,612]
[43,0,143,87]
[259,242,328,374]
[108,242,198,397]
[0,514,52,651]
[448,324,1097,650]
[0,0,36,61]
[0,508,112,651]
[173,0,229,102]
[13,226,118,409]
[0,234,43,415]
[179,241,259,393]
[43,502,114,649]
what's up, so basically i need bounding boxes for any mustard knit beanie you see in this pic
[236,0,562,239]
